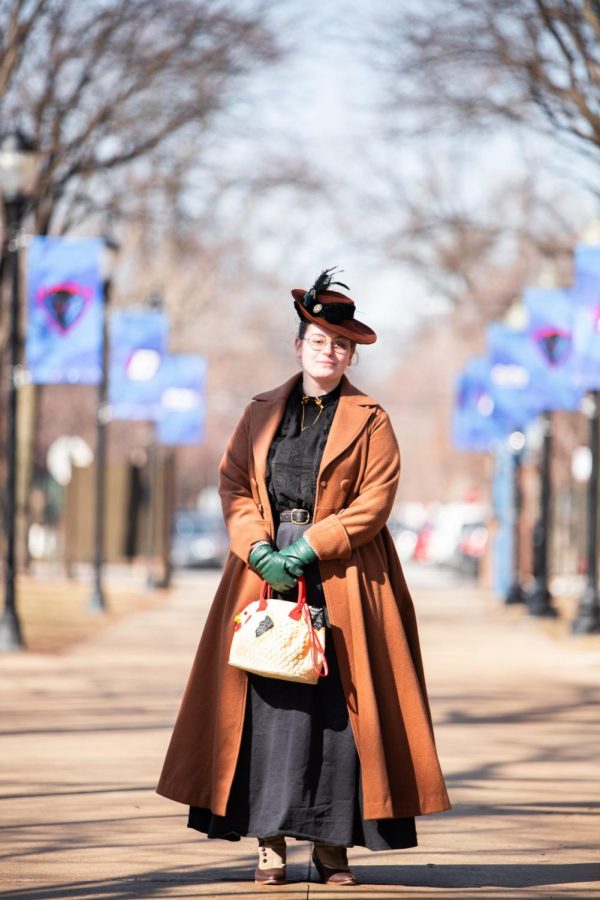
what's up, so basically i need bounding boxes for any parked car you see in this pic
[454,522,489,578]
[170,511,229,569]
[426,503,490,567]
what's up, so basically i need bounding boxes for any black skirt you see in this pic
[188,521,417,851]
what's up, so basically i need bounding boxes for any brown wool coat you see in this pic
[156,373,451,820]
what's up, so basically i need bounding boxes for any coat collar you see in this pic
[250,374,380,489]
[252,373,380,408]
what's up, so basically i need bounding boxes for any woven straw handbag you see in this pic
[228,575,328,685]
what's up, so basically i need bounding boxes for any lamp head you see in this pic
[0,129,41,203]
[146,291,164,310]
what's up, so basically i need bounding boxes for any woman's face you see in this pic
[295,322,353,386]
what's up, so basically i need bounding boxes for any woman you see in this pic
[157,270,451,886]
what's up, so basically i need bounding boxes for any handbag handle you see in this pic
[257,575,306,613]
[258,579,272,606]
[287,575,307,620]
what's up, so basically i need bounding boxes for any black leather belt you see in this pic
[279,508,312,524]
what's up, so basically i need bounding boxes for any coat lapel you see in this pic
[251,374,300,492]
[317,377,379,477]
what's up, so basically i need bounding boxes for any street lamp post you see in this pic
[143,291,166,591]
[505,431,526,605]
[572,390,600,633]
[87,238,119,613]
[527,411,558,617]
[0,130,42,651]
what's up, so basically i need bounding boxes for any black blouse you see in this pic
[266,377,341,513]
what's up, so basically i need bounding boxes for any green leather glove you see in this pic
[249,542,301,592]
[278,537,318,576]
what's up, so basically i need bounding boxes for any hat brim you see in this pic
[291,291,377,345]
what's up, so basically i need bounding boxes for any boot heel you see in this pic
[312,847,358,886]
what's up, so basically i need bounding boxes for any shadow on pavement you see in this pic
[1,862,599,898]
[0,722,174,737]
[348,862,600,888]
[0,785,158,803]
[445,800,600,818]
[0,866,303,899]
[436,685,599,727]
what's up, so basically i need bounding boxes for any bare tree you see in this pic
[0,0,295,570]
[375,0,600,171]
[348,138,581,327]
[350,0,600,325]
[0,0,281,234]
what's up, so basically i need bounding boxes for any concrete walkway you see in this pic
[0,566,599,899]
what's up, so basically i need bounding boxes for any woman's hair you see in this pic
[297,319,358,364]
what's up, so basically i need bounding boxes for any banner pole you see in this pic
[572,390,600,633]
[506,439,526,604]
[87,238,118,613]
[87,274,110,613]
[526,411,558,617]
[0,199,25,650]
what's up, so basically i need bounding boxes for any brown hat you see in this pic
[291,268,377,345]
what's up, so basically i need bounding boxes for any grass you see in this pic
[1,574,169,653]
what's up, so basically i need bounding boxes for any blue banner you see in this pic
[573,243,600,307]
[485,324,538,426]
[486,322,568,418]
[571,244,600,390]
[26,236,104,384]
[524,287,582,411]
[452,356,518,452]
[109,310,169,420]
[157,355,206,446]
[571,304,600,391]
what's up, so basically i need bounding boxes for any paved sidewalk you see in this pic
[0,566,599,899]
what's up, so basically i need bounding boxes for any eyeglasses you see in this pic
[303,335,352,355]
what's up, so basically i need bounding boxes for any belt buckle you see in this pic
[291,508,310,525]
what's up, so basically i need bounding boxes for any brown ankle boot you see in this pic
[312,842,358,885]
[255,836,287,885]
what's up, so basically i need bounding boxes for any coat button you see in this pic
[258,503,264,513]
[320,480,327,488]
